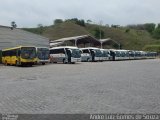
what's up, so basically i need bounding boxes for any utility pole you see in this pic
[99,20,103,40]
[99,20,103,48]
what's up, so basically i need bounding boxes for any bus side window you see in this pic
[11,50,14,56]
[59,48,65,54]
[83,49,89,53]
[17,49,21,56]
[4,51,7,57]
[6,51,11,56]
[12,50,16,56]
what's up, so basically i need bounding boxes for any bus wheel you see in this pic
[5,61,8,66]
[87,58,89,62]
[16,61,19,66]
[42,62,45,65]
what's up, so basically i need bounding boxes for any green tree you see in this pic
[37,24,44,34]
[93,27,104,39]
[87,19,92,24]
[127,24,145,30]
[144,23,156,33]
[143,45,160,53]
[79,19,85,27]
[152,23,160,39]
[54,19,63,25]
[157,23,160,29]
[153,27,160,39]
[11,21,17,29]
[125,29,130,33]
[65,18,86,27]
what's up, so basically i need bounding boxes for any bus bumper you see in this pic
[71,58,81,62]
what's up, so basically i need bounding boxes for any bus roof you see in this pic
[80,47,100,50]
[50,46,79,50]
[36,47,49,49]
[100,49,110,51]
[2,46,36,51]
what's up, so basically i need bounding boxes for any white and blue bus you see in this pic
[110,49,157,60]
[100,49,111,61]
[36,47,50,65]
[50,46,81,64]
[110,49,131,60]
[80,47,102,62]
[109,49,121,61]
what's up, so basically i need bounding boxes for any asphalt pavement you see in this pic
[0,59,160,114]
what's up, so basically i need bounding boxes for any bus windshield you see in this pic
[115,51,121,57]
[102,51,109,57]
[21,47,36,59]
[37,48,49,60]
[93,49,102,57]
[70,49,81,58]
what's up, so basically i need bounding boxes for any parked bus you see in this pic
[100,49,111,61]
[2,46,37,66]
[134,51,142,59]
[110,49,131,60]
[36,47,50,65]
[128,50,135,60]
[80,47,102,62]
[146,52,157,59]
[110,49,158,60]
[119,50,130,60]
[50,46,81,64]
[109,49,121,61]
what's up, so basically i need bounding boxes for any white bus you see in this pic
[145,51,157,59]
[109,49,120,61]
[109,49,157,61]
[118,50,130,60]
[80,47,102,62]
[134,51,142,59]
[110,49,129,60]
[128,50,135,60]
[50,46,81,64]
[100,49,111,61]
[36,47,50,65]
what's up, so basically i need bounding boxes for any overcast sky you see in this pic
[0,0,160,28]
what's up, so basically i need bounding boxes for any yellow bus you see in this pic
[2,46,37,66]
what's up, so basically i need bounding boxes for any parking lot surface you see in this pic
[0,59,160,113]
